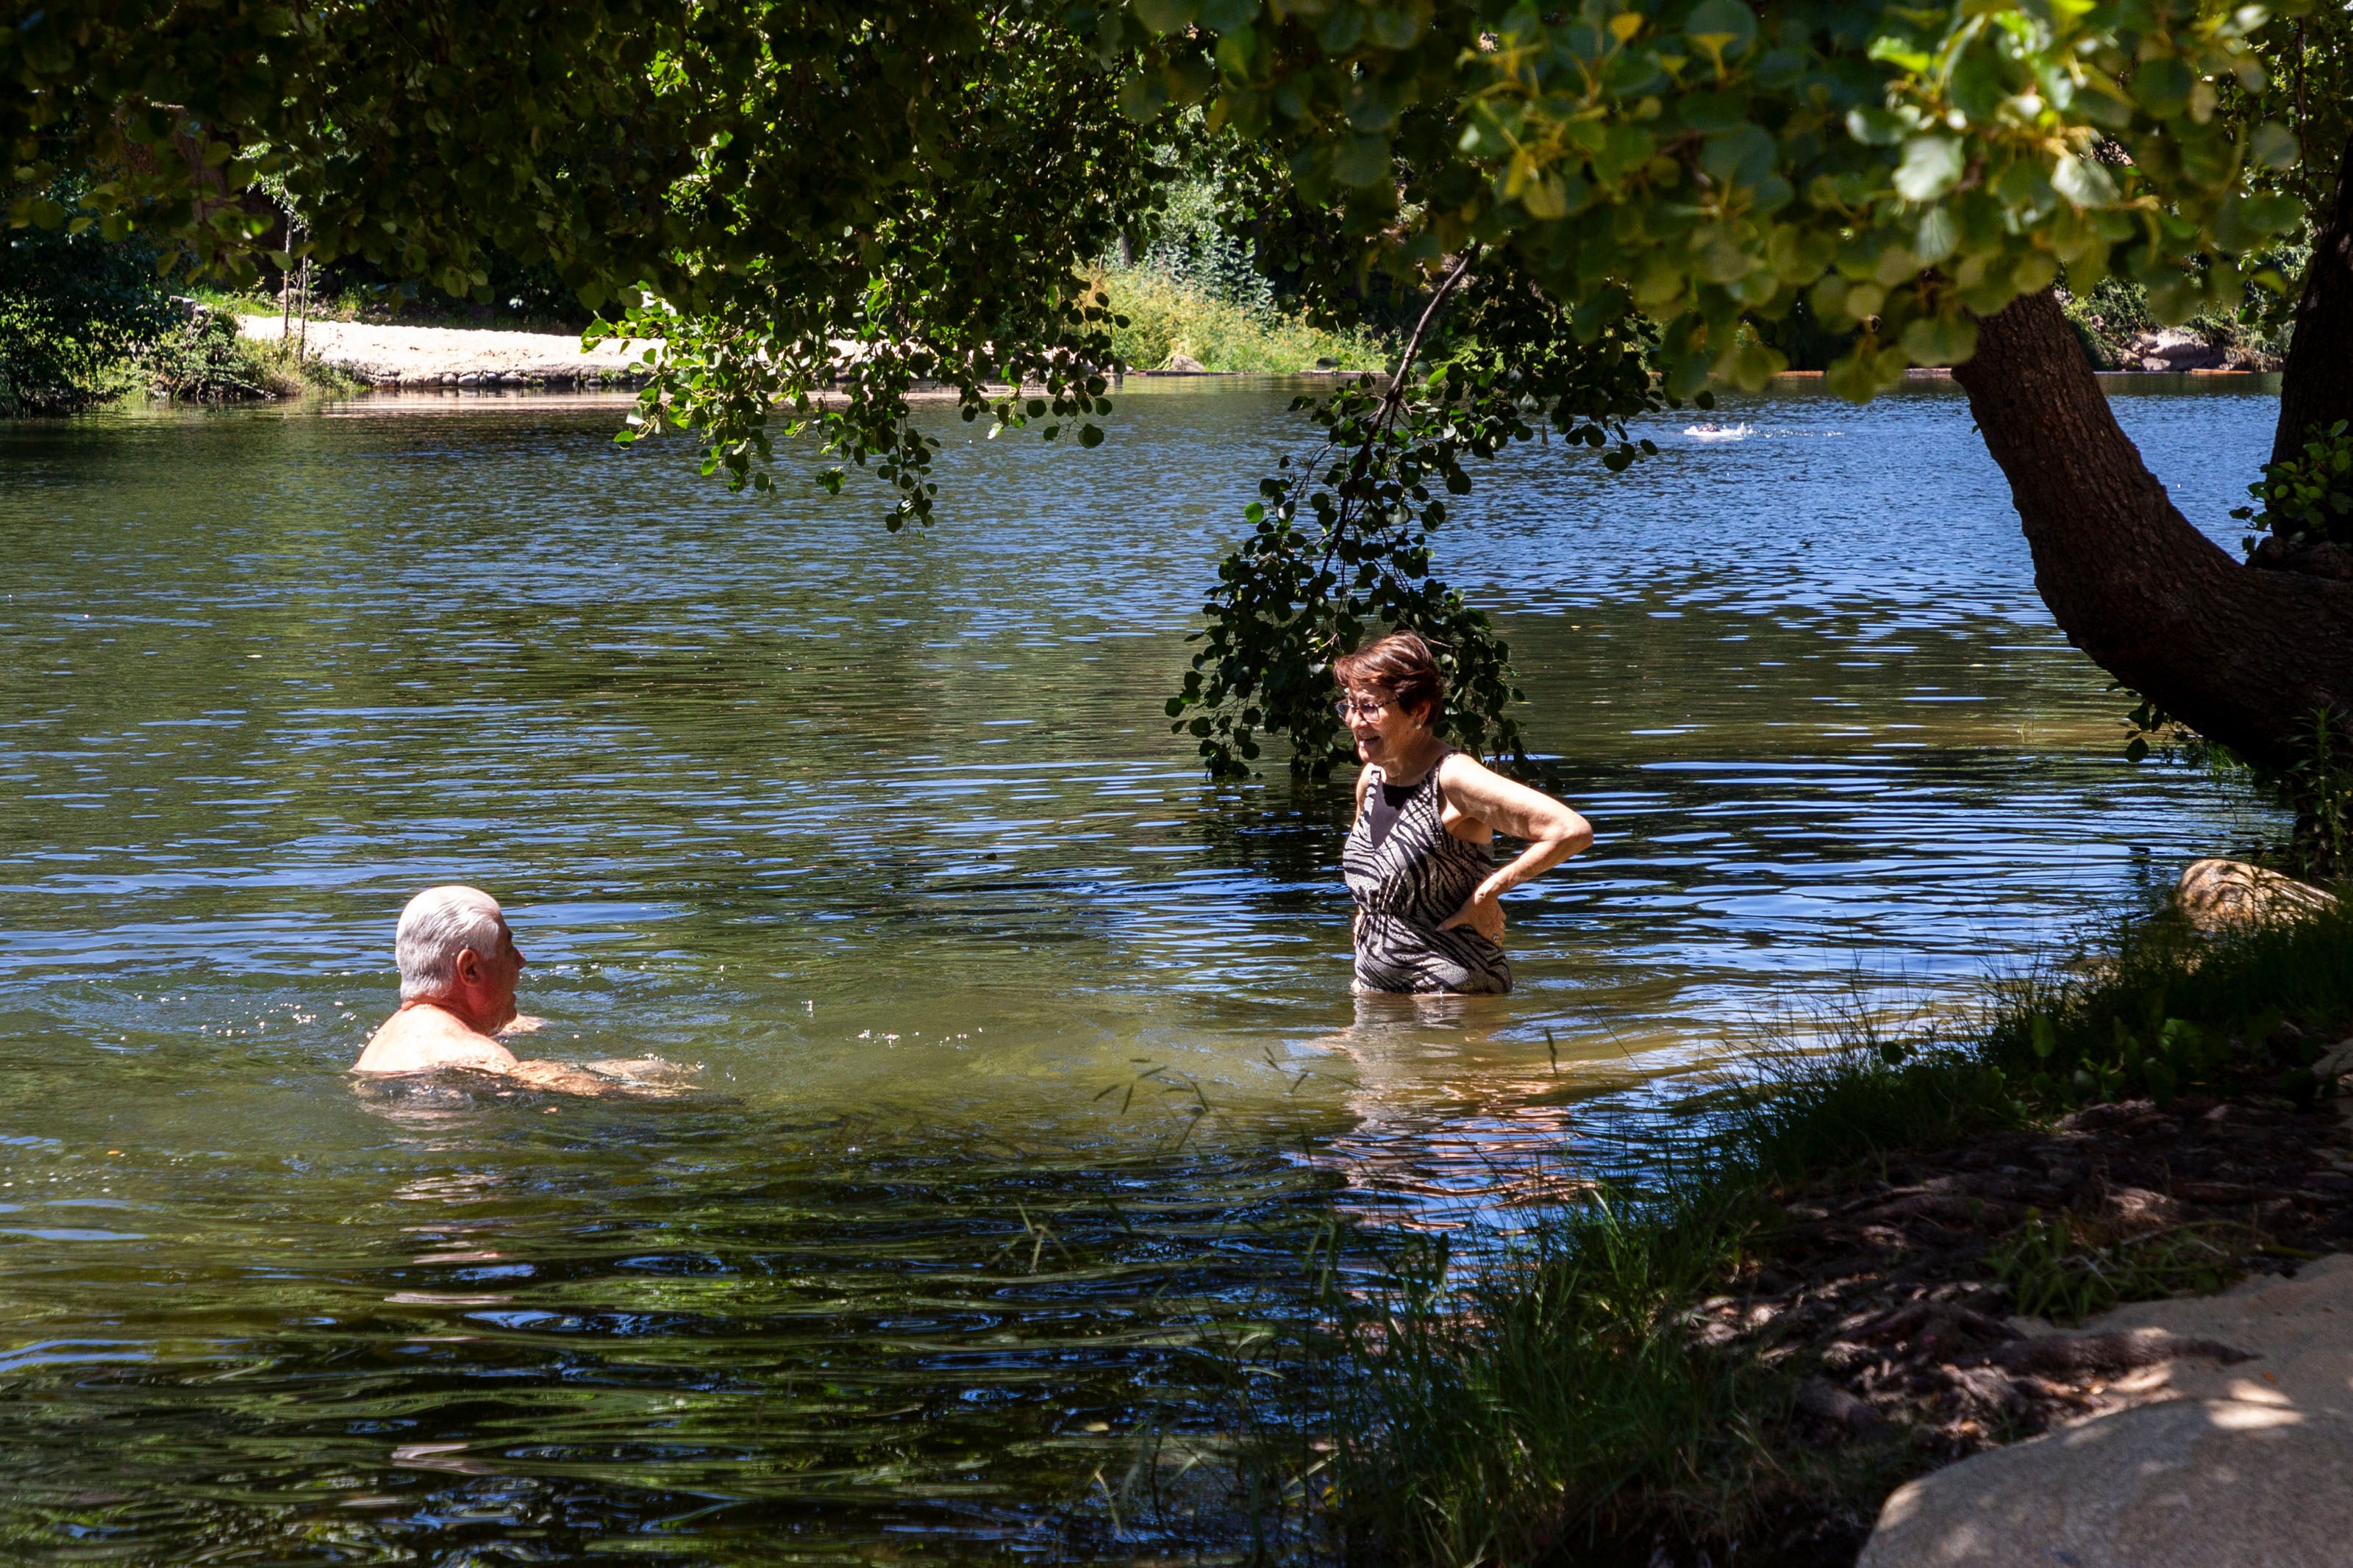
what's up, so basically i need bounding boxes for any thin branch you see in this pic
[1378,247,1479,435]
[1318,248,1481,581]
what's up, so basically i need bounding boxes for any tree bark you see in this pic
[1952,289,2353,770]
[2274,131,2353,465]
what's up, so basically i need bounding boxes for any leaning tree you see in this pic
[11,0,2353,795]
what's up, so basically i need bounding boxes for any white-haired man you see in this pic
[352,885,620,1094]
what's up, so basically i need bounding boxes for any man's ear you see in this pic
[453,948,483,984]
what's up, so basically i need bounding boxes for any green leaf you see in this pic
[1893,136,1963,203]
[1844,107,1907,147]
[2130,57,2193,121]
[2252,121,2299,171]
[2050,154,2118,210]
[1683,0,1757,65]
[1899,312,1977,367]
[1132,0,1200,35]
[1332,135,1392,187]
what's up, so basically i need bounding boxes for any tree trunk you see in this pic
[2273,130,2353,465]
[1951,289,2353,770]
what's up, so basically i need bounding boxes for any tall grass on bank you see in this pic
[1322,1036,2020,1565]
[1980,899,2353,1106]
[1318,902,2353,1565]
[1093,268,1393,374]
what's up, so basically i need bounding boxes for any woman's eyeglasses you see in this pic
[1334,697,1392,720]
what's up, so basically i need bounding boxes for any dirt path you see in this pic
[235,315,649,387]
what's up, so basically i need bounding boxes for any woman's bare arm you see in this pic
[1349,764,1378,945]
[1434,755,1593,936]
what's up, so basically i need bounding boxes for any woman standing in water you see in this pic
[1338,633,1593,994]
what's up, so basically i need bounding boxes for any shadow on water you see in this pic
[0,375,2293,1559]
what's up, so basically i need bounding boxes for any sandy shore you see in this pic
[236,315,649,387]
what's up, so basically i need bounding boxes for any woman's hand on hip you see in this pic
[1437,878,1507,942]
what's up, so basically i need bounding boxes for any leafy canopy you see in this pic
[1110,0,2304,401]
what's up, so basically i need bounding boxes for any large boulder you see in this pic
[1858,1397,2353,1567]
[2174,859,2339,932]
[1860,1254,2353,1568]
[2123,327,2226,371]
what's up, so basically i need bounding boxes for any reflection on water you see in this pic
[0,375,2284,1558]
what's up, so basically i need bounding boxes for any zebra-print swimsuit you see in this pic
[1343,754,1512,995]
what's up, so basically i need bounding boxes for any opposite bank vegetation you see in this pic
[1187,876,2353,1567]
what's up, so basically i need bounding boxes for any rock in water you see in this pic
[1160,352,1207,373]
[2124,327,2226,371]
[1857,1397,2353,1568]
[2174,859,2338,933]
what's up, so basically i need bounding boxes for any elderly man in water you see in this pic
[352,885,668,1095]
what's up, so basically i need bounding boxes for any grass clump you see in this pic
[1331,1184,1810,1564]
[1092,268,1392,374]
[1324,1039,2024,1564]
[1986,1213,2252,1325]
[1986,897,2353,1109]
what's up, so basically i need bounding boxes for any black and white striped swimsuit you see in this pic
[1343,755,1511,995]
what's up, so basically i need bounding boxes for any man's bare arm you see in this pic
[505,1059,624,1095]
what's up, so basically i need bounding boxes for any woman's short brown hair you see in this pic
[1333,632,1444,725]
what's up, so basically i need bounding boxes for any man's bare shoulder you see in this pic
[352,1006,519,1076]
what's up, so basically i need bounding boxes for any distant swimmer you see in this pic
[352,885,685,1095]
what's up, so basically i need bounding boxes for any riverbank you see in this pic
[1324,887,2353,1567]
[232,314,651,388]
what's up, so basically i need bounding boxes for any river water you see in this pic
[0,376,2282,1561]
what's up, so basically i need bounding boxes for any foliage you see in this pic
[1126,172,1278,314]
[2234,418,2353,551]
[1091,267,1388,370]
[2221,0,2353,209]
[5,1,690,296]
[1116,0,2306,409]
[1986,897,2353,1109]
[135,308,357,401]
[1988,1211,2248,1323]
[138,308,299,401]
[2277,706,2353,875]
[590,7,1170,526]
[0,182,174,413]
[1167,257,1662,778]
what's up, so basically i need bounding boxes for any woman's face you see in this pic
[1341,684,1430,767]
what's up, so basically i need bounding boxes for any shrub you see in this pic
[1093,269,1390,373]
[0,187,176,414]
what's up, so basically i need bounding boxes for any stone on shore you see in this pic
[2122,327,2227,372]
[1859,1254,2353,1568]
[2174,858,2338,933]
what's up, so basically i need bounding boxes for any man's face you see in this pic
[454,916,526,1029]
